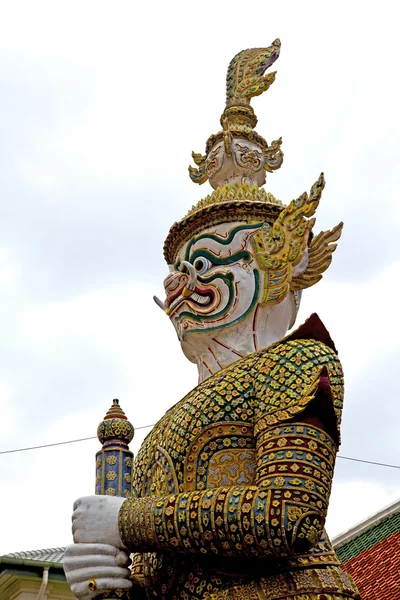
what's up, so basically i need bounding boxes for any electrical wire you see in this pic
[337,455,400,470]
[0,424,154,455]
[1,426,399,470]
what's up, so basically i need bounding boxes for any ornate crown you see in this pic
[163,41,342,298]
[164,183,284,265]
[164,41,286,264]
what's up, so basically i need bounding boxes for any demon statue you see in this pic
[64,40,361,600]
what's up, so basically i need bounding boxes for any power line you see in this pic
[337,455,400,470]
[0,435,97,454]
[0,424,154,455]
[0,428,399,471]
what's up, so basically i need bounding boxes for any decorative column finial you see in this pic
[95,399,134,497]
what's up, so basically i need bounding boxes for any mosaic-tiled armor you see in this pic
[119,316,359,599]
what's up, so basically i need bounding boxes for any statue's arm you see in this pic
[118,376,338,558]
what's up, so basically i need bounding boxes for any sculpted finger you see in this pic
[68,580,95,599]
[73,497,86,511]
[71,514,86,537]
[73,525,91,544]
[115,549,131,567]
[70,577,132,598]
[94,577,133,591]
[64,554,122,572]
[72,523,90,542]
[65,544,119,559]
[71,521,79,537]
[66,566,131,585]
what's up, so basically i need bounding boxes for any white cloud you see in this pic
[297,260,400,382]
[18,280,194,379]
[327,480,400,539]
[0,248,20,294]
[0,380,19,444]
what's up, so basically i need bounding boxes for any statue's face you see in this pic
[163,221,271,341]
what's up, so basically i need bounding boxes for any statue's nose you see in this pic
[163,271,189,294]
[162,262,198,311]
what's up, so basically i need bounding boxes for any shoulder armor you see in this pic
[252,338,343,438]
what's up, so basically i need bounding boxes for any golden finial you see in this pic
[103,398,128,420]
[221,39,281,150]
[97,398,134,447]
[189,40,283,185]
[225,39,281,108]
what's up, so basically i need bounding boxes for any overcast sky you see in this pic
[0,0,399,555]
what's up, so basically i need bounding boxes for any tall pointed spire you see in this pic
[95,399,134,497]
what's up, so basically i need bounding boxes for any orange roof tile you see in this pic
[342,529,400,599]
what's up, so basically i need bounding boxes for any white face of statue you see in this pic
[163,221,298,350]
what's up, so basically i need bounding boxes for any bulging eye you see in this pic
[192,256,212,275]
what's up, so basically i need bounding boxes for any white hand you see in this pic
[64,543,132,600]
[72,495,125,548]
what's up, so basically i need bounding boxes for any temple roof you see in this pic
[0,546,70,600]
[1,546,66,565]
[333,498,400,599]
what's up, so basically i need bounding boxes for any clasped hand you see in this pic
[64,495,132,600]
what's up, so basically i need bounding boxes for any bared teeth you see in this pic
[168,290,211,314]
[191,292,210,305]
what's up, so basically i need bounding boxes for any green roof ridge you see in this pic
[337,511,400,563]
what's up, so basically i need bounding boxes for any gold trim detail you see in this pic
[252,174,324,305]
[291,221,344,291]
[184,421,254,491]
[189,41,283,184]
[186,182,282,218]
[164,190,283,265]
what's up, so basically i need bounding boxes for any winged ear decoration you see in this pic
[251,174,328,305]
[291,222,343,291]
